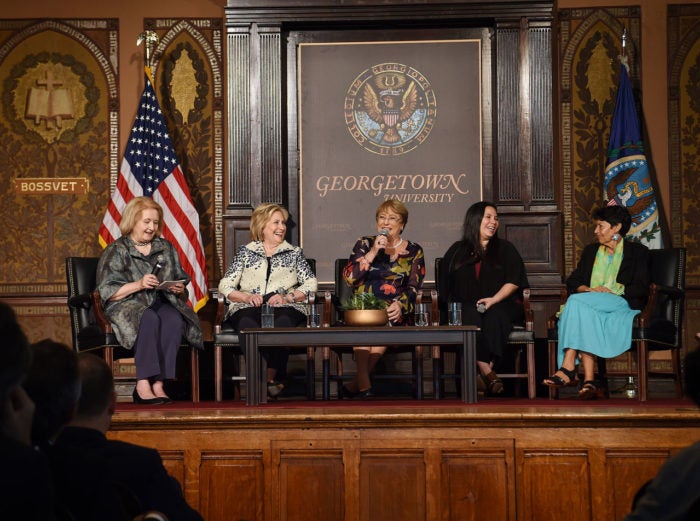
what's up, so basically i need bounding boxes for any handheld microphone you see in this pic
[151,256,164,276]
[378,228,389,237]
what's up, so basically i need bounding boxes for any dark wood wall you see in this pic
[223,0,561,302]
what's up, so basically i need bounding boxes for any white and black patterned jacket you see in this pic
[218,240,317,319]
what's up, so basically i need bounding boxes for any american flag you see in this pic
[98,68,209,311]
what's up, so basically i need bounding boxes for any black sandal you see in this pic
[542,366,578,388]
[482,371,504,395]
[267,381,284,398]
[578,380,607,400]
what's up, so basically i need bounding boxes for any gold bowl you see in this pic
[343,309,388,327]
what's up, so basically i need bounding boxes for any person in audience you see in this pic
[437,201,529,396]
[543,205,650,399]
[219,203,318,397]
[0,302,56,520]
[622,345,700,521]
[55,353,203,521]
[340,199,425,399]
[23,339,130,521]
[97,196,203,405]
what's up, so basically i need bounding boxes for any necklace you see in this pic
[132,239,151,247]
[387,238,403,250]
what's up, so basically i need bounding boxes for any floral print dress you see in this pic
[343,236,425,325]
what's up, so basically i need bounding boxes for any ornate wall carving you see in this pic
[146,18,224,281]
[0,19,119,342]
[558,7,641,275]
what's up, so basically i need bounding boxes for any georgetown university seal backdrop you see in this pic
[299,40,483,283]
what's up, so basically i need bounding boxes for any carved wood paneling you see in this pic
[108,411,700,521]
[604,449,672,521]
[199,451,265,521]
[529,24,554,205]
[227,27,252,207]
[495,26,522,203]
[519,451,592,521]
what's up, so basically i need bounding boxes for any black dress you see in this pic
[438,238,528,363]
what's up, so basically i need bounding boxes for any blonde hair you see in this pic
[250,203,289,241]
[119,197,163,236]
[375,199,408,227]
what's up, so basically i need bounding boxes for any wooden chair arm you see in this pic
[430,289,440,326]
[522,288,534,331]
[546,286,568,329]
[90,290,113,334]
[634,282,683,328]
[68,292,92,309]
[215,293,227,334]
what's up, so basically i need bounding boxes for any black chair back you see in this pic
[649,248,685,338]
[66,256,100,349]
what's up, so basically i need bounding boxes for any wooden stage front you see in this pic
[108,398,700,521]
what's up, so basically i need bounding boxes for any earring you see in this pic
[612,233,621,241]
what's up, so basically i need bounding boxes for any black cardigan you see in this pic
[566,240,650,311]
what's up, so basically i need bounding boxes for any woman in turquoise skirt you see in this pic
[543,205,650,399]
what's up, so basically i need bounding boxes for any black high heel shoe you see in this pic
[132,388,166,405]
[337,384,359,400]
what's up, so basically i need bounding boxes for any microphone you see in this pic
[151,256,164,276]
[378,228,389,237]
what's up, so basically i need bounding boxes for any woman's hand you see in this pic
[386,300,402,322]
[476,297,496,311]
[140,274,160,290]
[266,292,288,307]
[245,293,263,307]
[372,233,388,254]
[167,282,185,296]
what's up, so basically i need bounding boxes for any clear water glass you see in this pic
[306,303,322,328]
[448,302,462,326]
[261,303,274,328]
[414,303,430,327]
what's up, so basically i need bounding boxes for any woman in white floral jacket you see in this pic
[218,203,317,396]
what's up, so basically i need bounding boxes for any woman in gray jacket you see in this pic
[97,197,202,405]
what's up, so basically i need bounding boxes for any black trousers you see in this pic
[227,306,306,379]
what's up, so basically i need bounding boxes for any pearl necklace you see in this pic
[387,238,403,250]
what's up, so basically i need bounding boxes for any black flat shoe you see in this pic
[132,389,166,405]
[355,388,373,400]
[155,396,173,404]
[338,384,359,400]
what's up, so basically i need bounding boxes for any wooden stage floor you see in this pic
[107,397,700,521]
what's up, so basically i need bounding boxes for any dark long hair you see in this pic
[451,201,500,270]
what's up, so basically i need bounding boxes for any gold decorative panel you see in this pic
[0,19,119,296]
[146,18,224,282]
[558,8,641,275]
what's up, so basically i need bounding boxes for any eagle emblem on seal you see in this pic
[345,63,436,156]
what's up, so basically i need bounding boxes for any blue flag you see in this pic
[604,62,662,248]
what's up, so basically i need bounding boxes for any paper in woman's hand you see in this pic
[156,279,187,290]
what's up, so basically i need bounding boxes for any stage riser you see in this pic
[108,418,700,521]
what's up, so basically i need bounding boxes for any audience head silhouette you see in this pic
[22,339,80,446]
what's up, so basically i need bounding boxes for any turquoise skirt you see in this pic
[557,292,640,367]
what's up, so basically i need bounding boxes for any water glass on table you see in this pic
[414,302,430,326]
[306,303,322,328]
[261,303,275,328]
[448,302,462,326]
